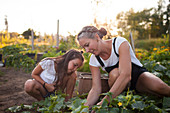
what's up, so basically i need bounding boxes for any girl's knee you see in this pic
[24,79,35,93]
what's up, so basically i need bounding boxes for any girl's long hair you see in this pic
[41,49,84,86]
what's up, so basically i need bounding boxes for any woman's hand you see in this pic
[44,83,56,92]
[97,96,110,106]
[96,100,103,106]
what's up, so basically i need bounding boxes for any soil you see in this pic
[0,67,37,113]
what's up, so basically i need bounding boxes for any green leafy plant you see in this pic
[7,90,169,113]
[2,45,35,72]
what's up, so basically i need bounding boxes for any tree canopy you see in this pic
[116,0,169,39]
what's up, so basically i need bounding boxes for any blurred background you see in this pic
[0,0,169,73]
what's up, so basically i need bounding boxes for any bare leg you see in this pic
[136,72,170,97]
[108,68,119,88]
[24,79,47,101]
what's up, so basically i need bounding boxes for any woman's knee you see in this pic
[137,72,170,96]
[154,81,170,94]
[108,68,119,87]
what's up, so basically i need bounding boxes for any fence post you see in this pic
[56,20,59,48]
[129,32,135,53]
[31,29,34,51]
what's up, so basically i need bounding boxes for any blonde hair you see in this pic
[77,26,107,40]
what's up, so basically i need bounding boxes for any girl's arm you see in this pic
[100,41,131,103]
[65,71,77,101]
[84,65,102,108]
[32,64,45,85]
[32,64,55,92]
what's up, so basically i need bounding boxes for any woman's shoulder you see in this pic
[112,37,127,41]
[112,37,128,45]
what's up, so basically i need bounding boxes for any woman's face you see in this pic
[78,37,100,55]
[67,58,83,74]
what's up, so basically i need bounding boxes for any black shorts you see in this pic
[130,63,148,91]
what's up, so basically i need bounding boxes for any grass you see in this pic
[134,38,166,50]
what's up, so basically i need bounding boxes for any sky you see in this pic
[0,0,169,36]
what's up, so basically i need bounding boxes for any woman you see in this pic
[24,49,84,101]
[77,26,170,108]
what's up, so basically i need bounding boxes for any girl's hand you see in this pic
[44,83,56,92]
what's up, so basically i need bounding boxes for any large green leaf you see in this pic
[165,70,170,78]
[131,101,147,110]
[102,99,109,108]
[109,107,119,113]
[154,64,167,71]
[96,109,108,113]
[163,97,170,108]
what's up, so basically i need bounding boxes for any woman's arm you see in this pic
[100,41,132,103]
[84,65,102,108]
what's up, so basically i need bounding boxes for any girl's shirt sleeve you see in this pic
[39,60,53,70]
[39,60,57,84]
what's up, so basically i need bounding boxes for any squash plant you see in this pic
[7,90,170,113]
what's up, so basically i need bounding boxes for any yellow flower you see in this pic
[118,102,122,107]
[153,48,157,51]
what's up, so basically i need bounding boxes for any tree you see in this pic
[22,28,37,39]
[116,0,169,39]
[151,0,169,37]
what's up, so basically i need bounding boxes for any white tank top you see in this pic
[89,37,143,72]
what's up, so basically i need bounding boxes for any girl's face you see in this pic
[78,36,100,55]
[67,58,83,74]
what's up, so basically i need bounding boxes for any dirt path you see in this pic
[0,67,36,113]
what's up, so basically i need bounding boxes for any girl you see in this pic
[24,49,84,101]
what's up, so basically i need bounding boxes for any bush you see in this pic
[2,45,36,72]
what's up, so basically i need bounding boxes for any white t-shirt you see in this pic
[39,59,58,84]
[89,37,143,72]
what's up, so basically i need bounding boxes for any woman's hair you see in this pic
[42,49,84,86]
[77,26,107,40]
